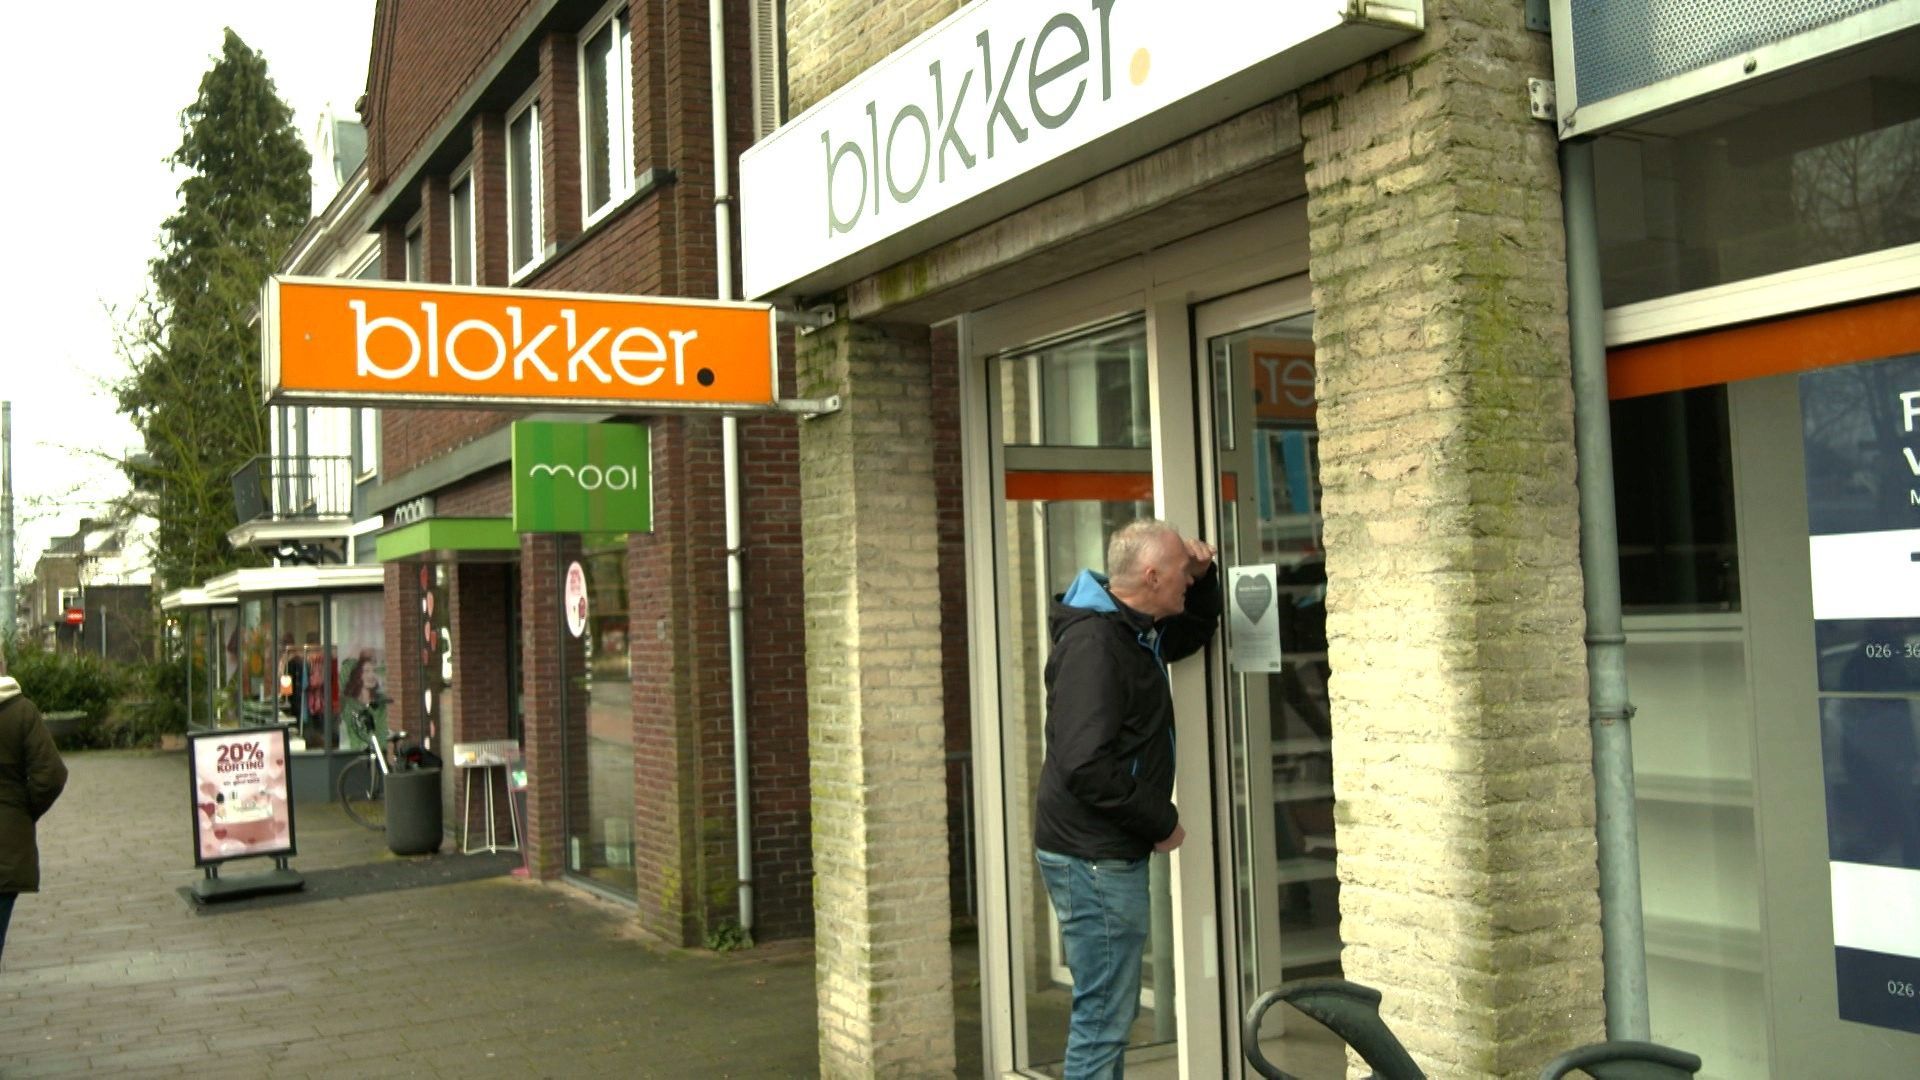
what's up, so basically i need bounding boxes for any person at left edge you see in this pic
[0,652,70,966]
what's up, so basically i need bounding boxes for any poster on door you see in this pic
[1799,353,1920,1035]
[1226,564,1285,673]
[419,562,452,749]
[189,726,296,866]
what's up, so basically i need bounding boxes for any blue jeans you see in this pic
[0,892,15,964]
[1036,849,1151,1080]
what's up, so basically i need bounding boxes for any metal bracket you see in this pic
[778,304,838,336]
[1528,78,1557,123]
[773,395,843,420]
[1523,0,1551,33]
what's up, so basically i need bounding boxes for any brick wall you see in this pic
[1299,2,1604,1074]
[450,562,514,841]
[519,533,567,879]
[382,560,425,780]
[628,416,701,943]
[433,468,511,518]
[365,0,534,192]
[784,0,966,114]
[472,112,509,287]
[537,30,583,255]
[363,0,815,947]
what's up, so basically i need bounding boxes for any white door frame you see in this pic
[960,201,1311,1078]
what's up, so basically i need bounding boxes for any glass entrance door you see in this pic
[1195,281,1351,1075]
[987,316,1188,1077]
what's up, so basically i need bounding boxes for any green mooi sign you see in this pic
[511,421,652,533]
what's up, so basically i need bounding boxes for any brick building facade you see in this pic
[739,0,1920,1077]
[321,2,1920,1076]
[357,0,816,946]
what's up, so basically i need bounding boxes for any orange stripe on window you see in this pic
[1607,292,1920,400]
[1005,472,1153,502]
[1003,472,1238,503]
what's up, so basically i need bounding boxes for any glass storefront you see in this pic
[993,318,1177,1075]
[332,592,387,750]
[1594,33,1920,307]
[1205,310,1347,1077]
[278,596,327,749]
[239,598,275,727]
[562,534,636,896]
[1612,385,1765,1078]
[178,590,381,758]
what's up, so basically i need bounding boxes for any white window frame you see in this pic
[578,0,635,226]
[355,408,380,481]
[506,90,545,281]
[347,244,381,282]
[449,160,478,286]
[403,209,427,282]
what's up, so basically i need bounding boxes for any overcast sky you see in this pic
[0,1,377,577]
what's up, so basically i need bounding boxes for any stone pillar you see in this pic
[799,318,956,1076]
[1299,3,1605,1075]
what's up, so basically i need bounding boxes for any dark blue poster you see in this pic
[1799,354,1920,1036]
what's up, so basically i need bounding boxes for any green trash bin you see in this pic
[385,767,444,856]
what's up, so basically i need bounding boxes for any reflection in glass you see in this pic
[277,597,328,749]
[1798,353,1920,536]
[1610,386,1739,613]
[1209,312,1347,1074]
[1596,38,1920,306]
[240,599,274,727]
[1000,319,1149,448]
[332,593,388,751]
[212,607,239,728]
[183,612,211,730]
[562,535,635,895]
[997,316,1173,1074]
[1615,382,1766,1075]
[1821,696,1920,870]
[1004,496,1163,1075]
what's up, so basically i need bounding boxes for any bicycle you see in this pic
[337,695,426,831]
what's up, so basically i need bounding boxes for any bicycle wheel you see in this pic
[338,756,386,831]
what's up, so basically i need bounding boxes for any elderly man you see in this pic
[0,652,69,965]
[1034,517,1221,1078]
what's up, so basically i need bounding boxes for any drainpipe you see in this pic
[1561,137,1651,1041]
[710,0,754,938]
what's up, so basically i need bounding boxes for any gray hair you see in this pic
[1107,518,1179,591]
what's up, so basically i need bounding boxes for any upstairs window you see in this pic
[580,4,634,222]
[404,221,425,282]
[507,95,544,277]
[450,170,476,286]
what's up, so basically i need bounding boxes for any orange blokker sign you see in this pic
[263,277,778,411]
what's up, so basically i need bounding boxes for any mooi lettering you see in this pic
[351,300,703,389]
[822,0,1120,237]
[527,463,646,492]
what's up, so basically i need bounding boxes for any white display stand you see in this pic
[452,740,522,855]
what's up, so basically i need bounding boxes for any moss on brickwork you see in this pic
[1299,2,1604,1074]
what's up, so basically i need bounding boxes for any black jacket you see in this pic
[1034,565,1221,861]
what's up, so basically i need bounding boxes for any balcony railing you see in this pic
[232,455,355,526]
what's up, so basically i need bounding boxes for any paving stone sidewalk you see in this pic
[1,750,818,1078]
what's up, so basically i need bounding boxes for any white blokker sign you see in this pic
[740,0,1422,300]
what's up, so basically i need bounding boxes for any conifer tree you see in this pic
[116,29,311,589]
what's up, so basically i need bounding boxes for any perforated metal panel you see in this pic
[1571,0,1895,104]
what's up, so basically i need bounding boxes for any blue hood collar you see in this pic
[1060,569,1118,613]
